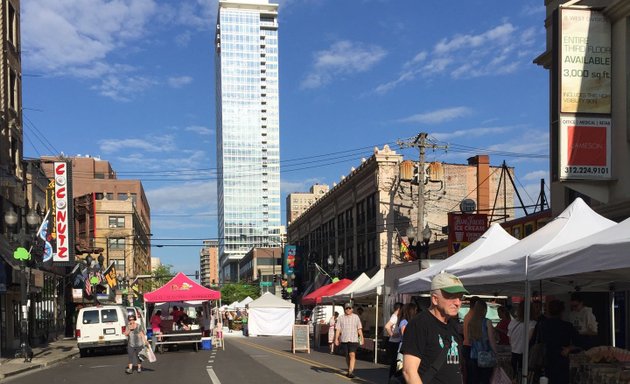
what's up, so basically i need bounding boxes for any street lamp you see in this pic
[406,223,433,270]
[327,254,344,278]
[4,206,41,362]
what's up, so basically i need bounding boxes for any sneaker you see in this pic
[346,372,355,378]
[137,367,142,373]
[125,368,133,374]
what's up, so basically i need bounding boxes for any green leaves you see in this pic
[220,283,260,304]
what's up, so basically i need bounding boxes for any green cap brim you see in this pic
[441,286,469,294]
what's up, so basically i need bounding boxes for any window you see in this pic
[82,310,99,324]
[108,238,125,250]
[109,216,125,228]
[8,69,18,111]
[101,309,120,323]
[7,3,17,48]
[117,193,128,201]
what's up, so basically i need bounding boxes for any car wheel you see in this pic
[79,348,88,358]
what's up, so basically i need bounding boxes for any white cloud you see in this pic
[301,40,387,89]
[91,75,157,101]
[22,0,158,76]
[398,107,473,125]
[99,134,178,153]
[375,21,539,93]
[168,76,193,88]
[523,170,548,181]
[147,180,216,214]
[431,126,513,140]
[185,125,214,136]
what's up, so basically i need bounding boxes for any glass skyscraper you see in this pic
[215,0,281,282]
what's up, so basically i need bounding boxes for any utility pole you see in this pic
[398,133,448,238]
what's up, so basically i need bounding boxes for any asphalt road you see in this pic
[6,337,387,384]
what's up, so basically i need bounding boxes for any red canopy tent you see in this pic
[144,272,221,303]
[301,278,352,306]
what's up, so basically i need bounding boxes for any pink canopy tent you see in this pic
[144,272,221,303]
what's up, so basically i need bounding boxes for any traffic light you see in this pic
[195,270,199,280]
[273,275,277,283]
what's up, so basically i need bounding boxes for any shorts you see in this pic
[341,342,359,354]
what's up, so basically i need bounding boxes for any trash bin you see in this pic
[201,337,212,350]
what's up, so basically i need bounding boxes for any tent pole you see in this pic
[375,293,379,364]
[611,292,616,347]
[522,280,531,384]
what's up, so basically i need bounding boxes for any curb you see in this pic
[0,351,79,380]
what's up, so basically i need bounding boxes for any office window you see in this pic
[108,238,125,250]
[109,216,125,228]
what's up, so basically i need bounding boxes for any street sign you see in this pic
[260,281,272,287]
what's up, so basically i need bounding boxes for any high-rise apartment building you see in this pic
[199,240,219,287]
[215,0,281,282]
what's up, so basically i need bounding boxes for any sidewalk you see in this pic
[0,338,79,381]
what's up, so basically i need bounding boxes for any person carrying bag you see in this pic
[468,301,498,384]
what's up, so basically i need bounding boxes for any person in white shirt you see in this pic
[568,292,598,349]
[384,302,403,378]
[335,303,364,378]
[507,302,537,382]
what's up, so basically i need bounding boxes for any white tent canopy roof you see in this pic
[248,292,295,308]
[353,268,385,298]
[321,273,371,303]
[449,198,616,295]
[237,296,254,307]
[398,223,518,293]
[526,216,630,290]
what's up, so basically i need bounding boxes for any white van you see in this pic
[76,305,129,357]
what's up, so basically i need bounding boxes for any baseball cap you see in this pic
[431,272,469,294]
[344,303,353,309]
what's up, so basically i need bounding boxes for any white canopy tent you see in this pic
[247,292,295,337]
[353,268,385,299]
[445,198,616,384]
[398,223,518,293]
[321,273,371,304]
[237,296,254,308]
[528,216,630,289]
[448,198,616,295]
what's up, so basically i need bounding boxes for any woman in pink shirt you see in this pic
[150,310,163,340]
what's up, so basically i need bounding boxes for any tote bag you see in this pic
[472,319,496,368]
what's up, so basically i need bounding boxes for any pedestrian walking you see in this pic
[328,311,339,354]
[401,272,467,383]
[385,302,403,377]
[334,303,364,378]
[124,314,148,374]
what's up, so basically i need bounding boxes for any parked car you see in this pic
[76,305,128,357]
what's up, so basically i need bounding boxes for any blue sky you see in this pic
[21,0,550,276]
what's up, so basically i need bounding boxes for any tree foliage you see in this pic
[220,283,260,304]
[148,264,175,291]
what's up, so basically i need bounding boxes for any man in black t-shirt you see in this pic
[401,272,468,384]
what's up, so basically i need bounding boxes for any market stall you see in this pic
[144,272,221,352]
[247,292,295,337]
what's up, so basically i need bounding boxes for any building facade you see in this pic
[215,0,281,282]
[535,0,630,221]
[44,156,152,281]
[287,146,516,291]
[199,240,219,287]
[286,184,329,225]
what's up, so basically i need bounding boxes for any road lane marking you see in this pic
[207,367,221,384]
[232,339,376,383]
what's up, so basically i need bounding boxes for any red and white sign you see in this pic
[447,213,488,255]
[54,162,70,262]
[560,115,611,180]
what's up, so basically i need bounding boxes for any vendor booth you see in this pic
[301,278,352,306]
[144,272,221,353]
[403,198,629,383]
[247,292,295,337]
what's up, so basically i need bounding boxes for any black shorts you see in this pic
[341,342,359,354]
